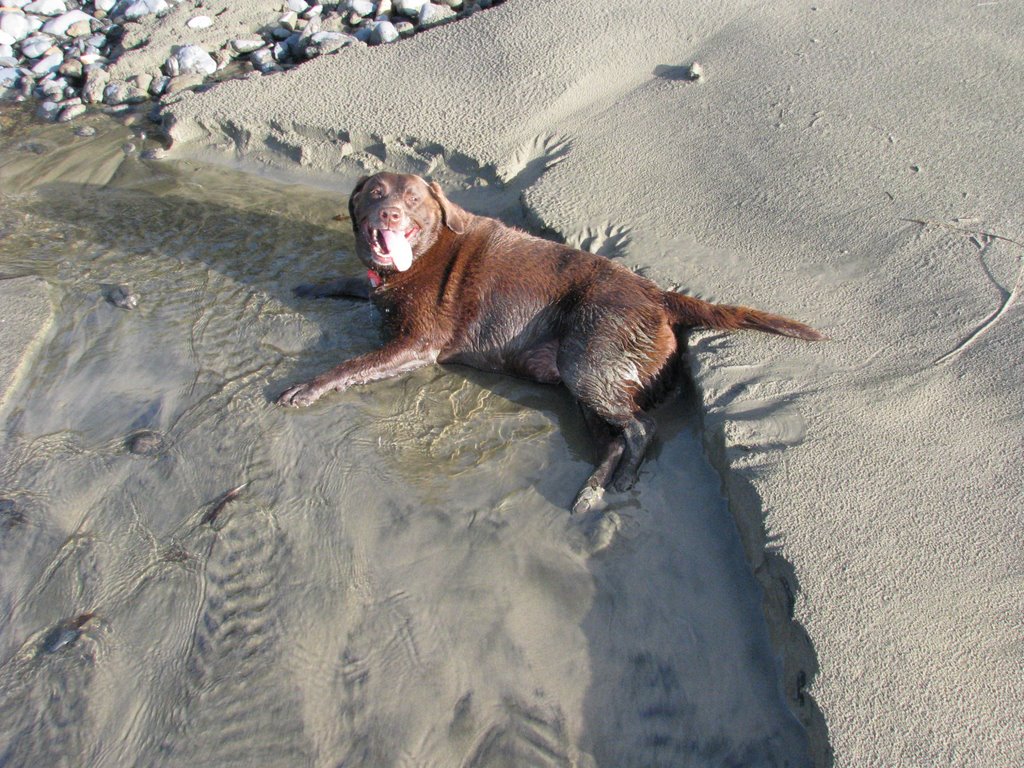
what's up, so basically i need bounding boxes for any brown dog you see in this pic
[278,172,821,513]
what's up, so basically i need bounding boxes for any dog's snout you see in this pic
[378,206,402,227]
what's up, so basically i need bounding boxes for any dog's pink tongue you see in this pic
[381,229,413,271]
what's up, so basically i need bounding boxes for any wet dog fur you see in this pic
[278,172,821,513]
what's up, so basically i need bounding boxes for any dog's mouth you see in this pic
[364,224,421,272]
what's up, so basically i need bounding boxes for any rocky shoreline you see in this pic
[0,0,500,123]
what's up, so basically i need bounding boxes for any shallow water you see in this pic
[0,107,809,767]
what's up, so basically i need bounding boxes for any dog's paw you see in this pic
[571,484,605,516]
[276,381,324,407]
[610,470,638,494]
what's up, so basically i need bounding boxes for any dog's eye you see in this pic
[369,187,384,199]
[408,194,420,204]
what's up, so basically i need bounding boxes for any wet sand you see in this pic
[161,1,1024,766]
[0,113,808,766]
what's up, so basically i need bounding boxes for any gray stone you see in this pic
[0,12,35,42]
[418,2,455,27]
[36,99,60,119]
[0,277,54,416]
[231,38,264,54]
[81,67,107,102]
[74,125,96,136]
[249,47,280,73]
[20,34,54,59]
[287,0,309,13]
[120,0,168,22]
[0,66,19,92]
[57,56,80,78]
[376,0,393,15]
[0,30,15,47]
[186,15,212,30]
[394,19,414,36]
[57,102,85,121]
[24,0,66,16]
[369,20,398,44]
[164,45,216,77]
[0,52,17,66]
[103,79,147,104]
[395,0,426,17]
[346,0,374,16]
[278,11,299,30]
[302,4,323,19]
[31,51,63,75]
[42,9,94,36]
[306,30,356,56]
[148,73,168,95]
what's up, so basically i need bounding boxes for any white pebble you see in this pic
[42,10,94,37]
[31,51,63,75]
[24,0,66,16]
[0,12,34,42]
[186,15,213,30]
[165,44,217,77]
[20,34,54,58]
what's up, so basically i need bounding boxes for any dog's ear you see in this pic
[346,175,370,223]
[428,181,468,235]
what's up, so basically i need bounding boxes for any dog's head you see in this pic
[347,172,468,274]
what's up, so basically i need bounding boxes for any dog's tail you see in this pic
[663,290,823,340]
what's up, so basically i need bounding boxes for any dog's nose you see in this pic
[378,207,402,227]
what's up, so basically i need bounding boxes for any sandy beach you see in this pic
[2,0,1023,765]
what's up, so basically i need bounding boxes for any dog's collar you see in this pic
[367,268,383,288]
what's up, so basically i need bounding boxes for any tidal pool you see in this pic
[0,107,809,767]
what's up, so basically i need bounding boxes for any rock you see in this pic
[438,0,463,7]
[0,66,20,94]
[376,0,393,15]
[74,124,96,136]
[249,47,280,73]
[162,71,203,94]
[278,11,299,30]
[42,9,94,36]
[231,38,264,54]
[148,73,168,95]
[24,0,66,16]
[35,76,64,98]
[186,14,212,30]
[0,30,15,46]
[394,19,414,36]
[369,20,398,44]
[107,285,139,310]
[81,67,107,102]
[0,49,15,64]
[1,12,34,42]
[346,0,375,16]
[287,0,309,12]
[418,2,455,27]
[164,45,216,77]
[36,99,59,119]
[58,56,82,80]
[65,19,91,37]
[20,34,54,58]
[120,0,169,22]
[306,30,356,55]
[140,147,166,160]
[31,51,63,75]
[57,102,85,121]
[302,4,323,19]
[395,0,426,17]
[686,61,703,82]
[94,0,116,12]
[103,79,147,104]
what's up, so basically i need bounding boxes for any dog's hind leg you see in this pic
[572,406,626,514]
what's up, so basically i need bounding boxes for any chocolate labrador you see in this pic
[278,172,821,513]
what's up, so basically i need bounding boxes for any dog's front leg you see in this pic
[277,341,437,407]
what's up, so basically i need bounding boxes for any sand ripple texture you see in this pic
[0,113,809,767]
